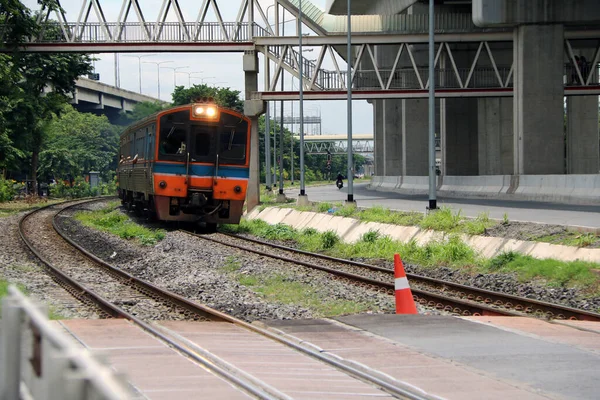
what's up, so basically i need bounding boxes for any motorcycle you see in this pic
[336,179,344,189]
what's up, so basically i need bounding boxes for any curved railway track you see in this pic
[189,231,600,322]
[17,199,431,400]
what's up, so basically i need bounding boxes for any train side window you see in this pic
[146,127,154,161]
[129,134,135,157]
[135,129,145,158]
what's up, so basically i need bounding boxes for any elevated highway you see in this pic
[70,77,165,124]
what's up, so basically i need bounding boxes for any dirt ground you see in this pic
[484,220,600,248]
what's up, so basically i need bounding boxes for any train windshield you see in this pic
[158,111,188,161]
[158,109,248,165]
[219,114,248,165]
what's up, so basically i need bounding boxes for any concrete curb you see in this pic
[368,174,600,206]
[246,207,600,263]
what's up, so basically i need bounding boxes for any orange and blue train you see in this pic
[117,101,250,228]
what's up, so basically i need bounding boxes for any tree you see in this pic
[1,1,93,193]
[172,84,243,110]
[0,54,25,178]
[39,105,119,183]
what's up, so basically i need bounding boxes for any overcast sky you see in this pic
[23,0,373,134]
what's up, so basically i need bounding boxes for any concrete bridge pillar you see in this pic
[373,100,385,175]
[513,24,565,174]
[567,96,600,174]
[382,100,403,175]
[443,98,479,175]
[243,51,264,211]
[477,97,514,175]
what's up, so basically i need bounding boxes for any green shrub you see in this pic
[263,223,297,240]
[321,230,339,249]
[420,207,463,231]
[488,251,519,271]
[361,230,380,243]
[302,227,318,236]
[0,179,19,202]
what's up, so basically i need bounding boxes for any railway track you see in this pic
[17,199,432,400]
[190,231,600,322]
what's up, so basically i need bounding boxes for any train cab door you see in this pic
[189,124,218,190]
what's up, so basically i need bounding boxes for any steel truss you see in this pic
[1,0,272,45]
[303,140,373,155]
[1,0,599,99]
[260,38,600,98]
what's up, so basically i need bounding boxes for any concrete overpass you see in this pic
[321,0,600,204]
[2,0,599,205]
[70,77,165,124]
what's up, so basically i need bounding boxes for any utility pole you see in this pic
[298,0,308,205]
[346,0,354,204]
[428,0,437,210]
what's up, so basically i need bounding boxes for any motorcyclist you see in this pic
[336,173,344,189]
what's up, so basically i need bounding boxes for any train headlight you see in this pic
[192,102,219,119]
[159,180,167,189]
[234,186,242,194]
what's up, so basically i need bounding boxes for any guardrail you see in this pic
[1,22,265,43]
[0,286,132,400]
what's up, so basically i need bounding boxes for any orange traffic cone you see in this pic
[394,253,418,314]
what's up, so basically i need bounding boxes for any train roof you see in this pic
[120,104,247,137]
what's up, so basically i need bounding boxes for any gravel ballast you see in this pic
[2,199,599,321]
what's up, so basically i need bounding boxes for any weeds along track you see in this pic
[18,199,433,400]
[193,232,600,322]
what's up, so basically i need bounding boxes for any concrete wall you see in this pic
[369,174,600,205]
[566,96,600,174]
[474,0,600,27]
[383,99,403,175]
[478,97,514,175]
[443,98,479,176]
[373,100,384,176]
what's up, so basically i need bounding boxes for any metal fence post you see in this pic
[1,292,22,400]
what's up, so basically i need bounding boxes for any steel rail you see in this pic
[199,232,600,322]
[17,200,294,400]
[19,199,434,399]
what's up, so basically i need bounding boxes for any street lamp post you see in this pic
[298,0,307,204]
[143,60,173,100]
[346,0,354,204]
[161,65,189,89]
[123,54,155,94]
[192,76,216,84]
[176,70,203,87]
[428,0,437,210]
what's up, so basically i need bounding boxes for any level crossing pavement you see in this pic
[280,182,600,229]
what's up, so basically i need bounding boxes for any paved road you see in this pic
[281,182,600,228]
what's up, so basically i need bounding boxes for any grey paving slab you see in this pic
[285,183,600,228]
[335,314,600,400]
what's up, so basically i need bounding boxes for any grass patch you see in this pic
[532,232,600,248]
[240,273,375,317]
[484,251,600,292]
[74,204,165,246]
[221,256,242,273]
[0,199,63,217]
[358,206,423,226]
